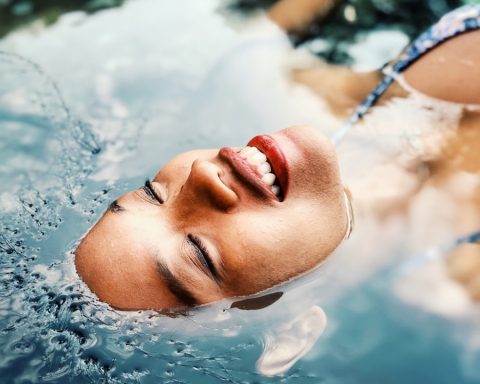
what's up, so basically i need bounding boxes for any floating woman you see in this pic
[75,4,480,310]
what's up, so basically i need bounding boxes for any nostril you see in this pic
[189,160,239,210]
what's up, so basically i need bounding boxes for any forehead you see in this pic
[75,213,183,309]
[97,193,177,255]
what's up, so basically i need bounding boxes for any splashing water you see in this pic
[1,1,480,383]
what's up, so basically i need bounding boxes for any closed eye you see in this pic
[187,234,219,281]
[142,179,164,205]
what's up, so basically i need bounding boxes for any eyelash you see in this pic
[187,234,217,279]
[142,179,164,204]
[109,200,124,213]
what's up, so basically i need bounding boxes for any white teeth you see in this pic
[240,146,255,158]
[249,152,267,165]
[239,146,281,195]
[257,162,271,175]
[262,173,276,186]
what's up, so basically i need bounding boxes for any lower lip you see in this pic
[219,148,280,201]
[247,135,289,198]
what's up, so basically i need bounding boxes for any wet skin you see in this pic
[75,125,348,310]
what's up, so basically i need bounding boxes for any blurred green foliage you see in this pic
[0,0,125,38]
[293,0,466,64]
[227,0,476,64]
[2,0,478,63]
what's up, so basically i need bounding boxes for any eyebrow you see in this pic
[155,261,198,306]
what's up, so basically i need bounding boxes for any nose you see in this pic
[179,159,238,211]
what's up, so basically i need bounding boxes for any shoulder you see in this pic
[403,30,480,105]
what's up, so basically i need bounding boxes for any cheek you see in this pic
[297,161,340,200]
[235,205,324,249]
[154,150,219,180]
[219,205,344,294]
[254,201,344,255]
[154,163,190,186]
[233,211,305,266]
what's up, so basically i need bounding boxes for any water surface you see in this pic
[1,1,479,383]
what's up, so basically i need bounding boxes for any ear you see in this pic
[256,305,327,377]
[230,291,283,311]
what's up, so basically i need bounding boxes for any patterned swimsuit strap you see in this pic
[397,231,480,276]
[331,4,480,145]
[332,5,480,269]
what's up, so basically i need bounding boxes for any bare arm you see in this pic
[403,30,480,105]
[268,0,342,34]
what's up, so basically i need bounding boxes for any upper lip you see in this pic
[218,135,289,202]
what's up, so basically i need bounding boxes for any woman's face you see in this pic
[75,125,348,310]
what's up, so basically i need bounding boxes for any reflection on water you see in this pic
[257,305,327,376]
[0,0,480,383]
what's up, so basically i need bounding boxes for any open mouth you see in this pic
[219,135,289,201]
[236,146,282,196]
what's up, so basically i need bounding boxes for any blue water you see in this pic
[1,1,479,383]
